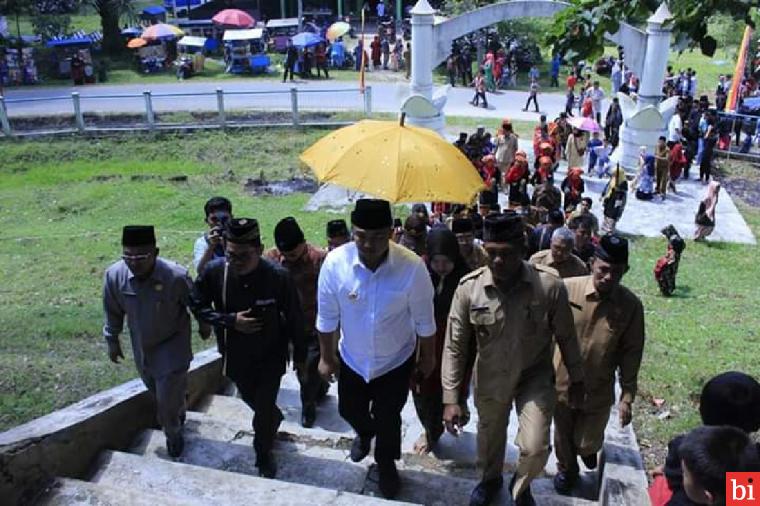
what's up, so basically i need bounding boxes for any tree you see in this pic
[85,0,133,54]
[0,0,31,42]
[31,0,80,39]
[545,0,757,62]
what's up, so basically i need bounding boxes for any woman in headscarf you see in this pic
[494,118,518,177]
[531,155,554,186]
[411,228,472,454]
[632,148,655,201]
[561,166,585,213]
[601,164,628,233]
[694,181,720,241]
[505,150,530,209]
[483,51,496,92]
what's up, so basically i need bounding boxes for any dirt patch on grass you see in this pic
[714,159,760,208]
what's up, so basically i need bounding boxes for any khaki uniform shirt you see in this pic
[529,250,589,279]
[555,275,645,411]
[442,262,584,405]
[462,242,489,272]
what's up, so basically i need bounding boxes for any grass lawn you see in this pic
[1,129,759,477]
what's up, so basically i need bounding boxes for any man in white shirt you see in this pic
[316,198,436,500]
[590,81,605,125]
[668,111,683,143]
[193,196,232,274]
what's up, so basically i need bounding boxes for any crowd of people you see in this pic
[102,193,759,505]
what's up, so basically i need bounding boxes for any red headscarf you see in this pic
[567,167,584,198]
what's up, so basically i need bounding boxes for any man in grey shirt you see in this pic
[103,225,195,458]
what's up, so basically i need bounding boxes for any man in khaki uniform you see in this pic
[528,227,588,279]
[451,217,488,271]
[442,212,586,506]
[552,234,645,494]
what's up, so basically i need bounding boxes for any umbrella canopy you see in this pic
[291,31,324,48]
[326,21,350,41]
[142,23,184,40]
[568,116,601,133]
[127,38,147,48]
[300,118,485,204]
[121,27,142,37]
[212,9,255,28]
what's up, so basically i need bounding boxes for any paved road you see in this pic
[2,78,589,122]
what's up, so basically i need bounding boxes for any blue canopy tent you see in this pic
[46,36,95,81]
[141,5,167,23]
[46,36,93,48]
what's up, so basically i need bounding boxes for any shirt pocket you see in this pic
[521,302,548,337]
[377,289,408,325]
[469,306,500,348]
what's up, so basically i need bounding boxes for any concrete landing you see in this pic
[91,450,407,505]
[512,138,756,244]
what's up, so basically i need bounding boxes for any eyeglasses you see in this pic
[122,253,154,262]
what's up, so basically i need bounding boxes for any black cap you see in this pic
[225,218,261,245]
[274,217,305,252]
[122,225,155,247]
[595,233,629,264]
[700,371,760,433]
[351,199,393,230]
[411,203,429,218]
[451,218,474,234]
[326,219,349,238]
[483,211,525,243]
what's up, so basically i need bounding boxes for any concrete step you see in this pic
[139,409,598,505]
[91,450,410,505]
[130,426,370,495]
[36,477,203,505]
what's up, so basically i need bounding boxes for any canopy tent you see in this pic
[142,5,166,15]
[177,35,207,47]
[46,36,93,48]
[265,18,299,29]
[222,28,263,41]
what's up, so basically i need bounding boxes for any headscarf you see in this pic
[604,165,627,201]
[567,167,584,198]
[537,155,553,182]
[426,228,469,321]
[643,154,655,177]
[506,157,529,184]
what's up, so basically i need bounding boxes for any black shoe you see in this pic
[553,471,578,495]
[377,461,401,499]
[350,435,372,462]
[166,434,184,458]
[509,474,536,506]
[581,452,598,470]
[301,404,316,428]
[257,452,277,479]
[469,476,503,506]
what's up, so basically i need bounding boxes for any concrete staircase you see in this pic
[36,370,600,505]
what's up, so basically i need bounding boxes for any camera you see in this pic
[210,211,230,239]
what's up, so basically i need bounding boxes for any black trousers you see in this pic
[235,365,283,465]
[338,353,414,463]
[283,63,295,82]
[525,94,539,111]
[299,333,329,408]
[472,91,487,107]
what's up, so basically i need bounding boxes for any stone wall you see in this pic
[0,348,224,505]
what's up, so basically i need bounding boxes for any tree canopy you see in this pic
[546,0,757,61]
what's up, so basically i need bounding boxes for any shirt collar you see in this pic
[127,257,163,283]
[350,241,395,272]
[482,261,532,288]
[584,275,620,302]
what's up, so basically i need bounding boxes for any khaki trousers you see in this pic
[475,372,556,499]
[553,401,610,475]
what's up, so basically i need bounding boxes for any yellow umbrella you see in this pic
[300,116,485,203]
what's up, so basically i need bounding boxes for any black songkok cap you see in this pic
[122,225,155,247]
[699,371,760,433]
[225,218,261,244]
[451,218,474,234]
[595,233,629,264]
[411,203,429,218]
[483,211,525,243]
[351,199,392,230]
[326,219,349,238]
[274,217,305,252]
